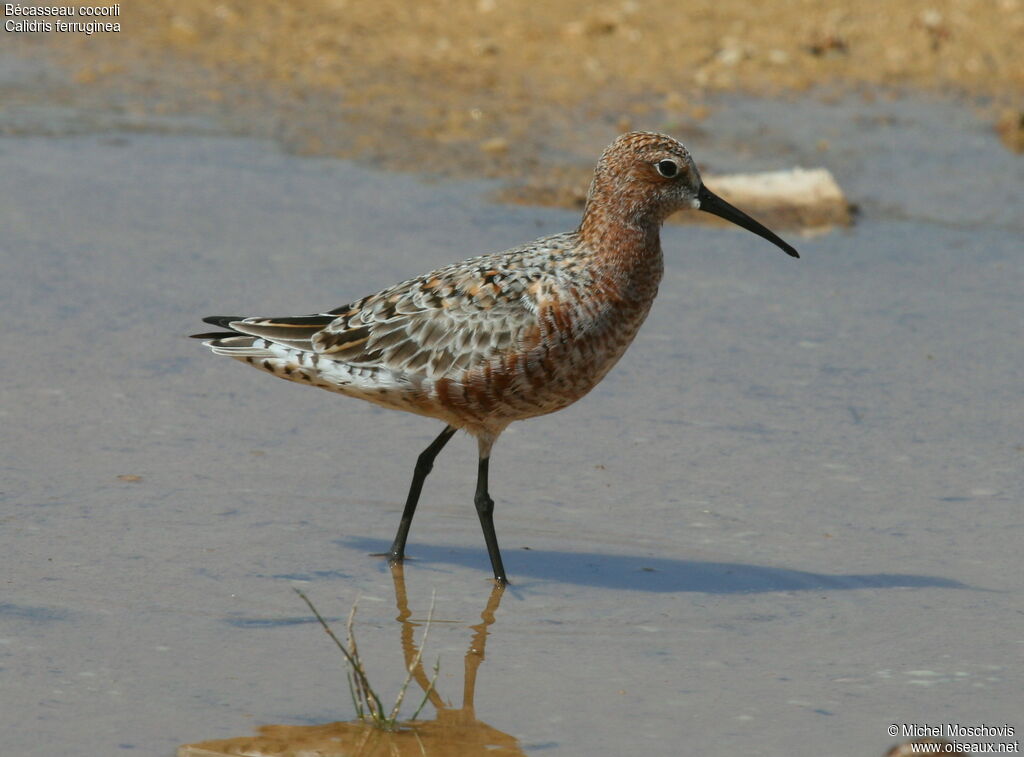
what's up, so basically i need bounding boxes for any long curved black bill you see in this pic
[697,184,800,259]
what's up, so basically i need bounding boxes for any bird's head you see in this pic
[581,131,799,259]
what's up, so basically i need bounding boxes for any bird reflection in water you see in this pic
[178,566,521,757]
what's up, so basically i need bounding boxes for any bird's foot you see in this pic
[370,551,408,565]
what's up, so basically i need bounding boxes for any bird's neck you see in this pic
[577,189,664,268]
[576,194,664,310]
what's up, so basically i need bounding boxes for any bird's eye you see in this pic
[655,159,679,178]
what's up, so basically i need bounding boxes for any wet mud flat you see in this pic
[2,45,1023,757]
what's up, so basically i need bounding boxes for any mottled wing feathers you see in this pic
[201,233,584,380]
[309,259,542,377]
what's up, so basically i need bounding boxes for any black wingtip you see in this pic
[202,315,244,329]
[190,331,238,340]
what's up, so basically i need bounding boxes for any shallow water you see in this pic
[2,53,1022,756]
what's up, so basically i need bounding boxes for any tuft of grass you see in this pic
[293,588,439,731]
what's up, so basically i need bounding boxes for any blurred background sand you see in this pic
[8,0,1024,204]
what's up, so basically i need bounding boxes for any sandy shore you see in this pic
[7,0,1023,206]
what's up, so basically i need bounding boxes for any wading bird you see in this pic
[193,132,799,584]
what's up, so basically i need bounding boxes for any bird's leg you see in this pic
[386,425,457,564]
[474,454,508,585]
